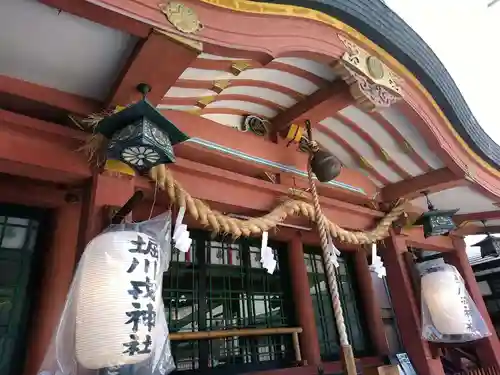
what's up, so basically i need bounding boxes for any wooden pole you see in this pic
[169,327,304,362]
[169,326,302,341]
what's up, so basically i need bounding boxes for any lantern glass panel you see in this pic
[416,211,457,238]
[494,239,500,252]
[478,237,500,258]
[426,215,456,237]
[107,117,175,172]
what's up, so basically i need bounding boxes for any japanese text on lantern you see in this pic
[123,234,159,356]
[454,272,474,333]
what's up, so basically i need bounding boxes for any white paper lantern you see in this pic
[421,266,471,335]
[75,231,162,369]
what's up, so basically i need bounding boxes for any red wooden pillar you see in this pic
[78,171,136,248]
[445,237,500,368]
[354,249,390,356]
[382,233,445,375]
[25,171,136,375]
[24,200,82,375]
[287,234,322,366]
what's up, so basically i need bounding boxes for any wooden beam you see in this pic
[135,158,383,231]
[0,177,70,208]
[401,227,455,252]
[381,167,467,201]
[169,327,302,341]
[455,210,500,224]
[0,129,90,183]
[107,30,200,107]
[455,224,500,236]
[39,0,150,37]
[272,80,353,132]
[0,75,100,116]
[162,110,377,204]
[0,110,90,183]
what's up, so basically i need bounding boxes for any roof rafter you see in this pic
[271,80,353,132]
[454,210,500,224]
[0,75,100,117]
[380,167,469,201]
[106,30,201,107]
[454,224,500,236]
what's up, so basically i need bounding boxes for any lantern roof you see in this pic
[414,208,460,225]
[472,234,500,247]
[95,99,189,146]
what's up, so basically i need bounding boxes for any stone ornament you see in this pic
[159,1,203,34]
[333,34,402,112]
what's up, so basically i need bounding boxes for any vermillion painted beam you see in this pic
[39,0,150,37]
[1,106,382,230]
[380,167,468,201]
[107,30,200,107]
[400,227,454,252]
[0,109,85,143]
[0,110,90,183]
[0,75,100,116]
[454,210,500,224]
[0,177,70,208]
[164,110,379,204]
[0,128,90,183]
[135,158,383,231]
[272,80,353,132]
[455,224,500,236]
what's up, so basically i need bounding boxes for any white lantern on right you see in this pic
[420,263,490,343]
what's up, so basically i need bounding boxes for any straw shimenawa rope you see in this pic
[305,135,356,374]
[147,163,406,242]
[78,111,406,243]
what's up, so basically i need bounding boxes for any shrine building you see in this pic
[0,0,500,375]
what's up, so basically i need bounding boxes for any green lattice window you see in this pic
[0,205,45,375]
[304,247,370,360]
[163,231,295,374]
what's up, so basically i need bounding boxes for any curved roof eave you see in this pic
[255,0,500,170]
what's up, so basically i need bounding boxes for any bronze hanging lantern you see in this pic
[414,191,459,238]
[95,83,189,172]
[473,221,500,258]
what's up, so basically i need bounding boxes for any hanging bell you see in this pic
[310,149,342,182]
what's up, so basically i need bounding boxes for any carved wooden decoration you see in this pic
[333,34,402,112]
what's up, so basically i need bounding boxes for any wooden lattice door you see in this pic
[0,205,43,375]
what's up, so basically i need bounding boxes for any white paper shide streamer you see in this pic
[260,231,277,274]
[75,231,162,369]
[327,234,340,268]
[369,243,386,278]
[173,206,192,254]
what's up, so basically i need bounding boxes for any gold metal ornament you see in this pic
[159,1,203,34]
[366,56,384,80]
